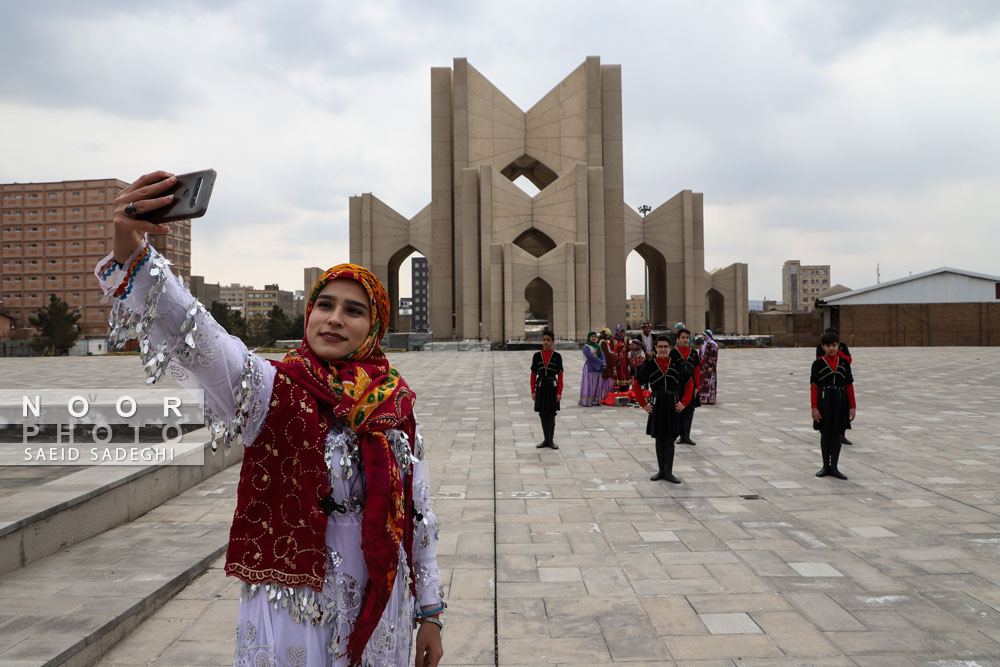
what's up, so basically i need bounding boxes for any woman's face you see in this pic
[588,333,597,344]
[305,278,372,361]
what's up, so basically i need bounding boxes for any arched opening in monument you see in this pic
[523,277,553,341]
[501,155,559,191]
[386,245,428,333]
[706,288,725,333]
[513,228,557,258]
[626,244,668,329]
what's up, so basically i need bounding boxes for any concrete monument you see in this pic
[350,57,748,340]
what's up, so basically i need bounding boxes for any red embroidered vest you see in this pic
[225,367,332,590]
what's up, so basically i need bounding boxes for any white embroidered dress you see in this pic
[95,240,445,667]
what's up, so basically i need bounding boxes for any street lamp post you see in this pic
[638,205,652,325]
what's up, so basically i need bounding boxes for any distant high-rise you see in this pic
[1,178,191,340]
[782,260,830,312]
[411,257,428,332]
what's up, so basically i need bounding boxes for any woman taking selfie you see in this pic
[95,171,445,667]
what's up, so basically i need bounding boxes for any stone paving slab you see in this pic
[2,347,999,665]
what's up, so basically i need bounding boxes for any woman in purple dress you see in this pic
[579,331,606,406]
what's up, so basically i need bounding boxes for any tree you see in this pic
[266,305,291,347]
[209,300,246,340]
[245,315,269,347]
[288,314,305,341]
[29,295,80,356]
[209,300,231,331]
[228,309,247,341]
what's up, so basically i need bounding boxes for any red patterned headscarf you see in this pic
[279,263,416,665]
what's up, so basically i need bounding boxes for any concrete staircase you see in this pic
[0,430,242,666]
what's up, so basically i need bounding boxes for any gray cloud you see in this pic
[2,0,999,301]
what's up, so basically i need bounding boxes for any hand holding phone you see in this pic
[137,169,217,223]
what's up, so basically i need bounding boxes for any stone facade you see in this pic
[705,263,749,334]
[350,57,748,341]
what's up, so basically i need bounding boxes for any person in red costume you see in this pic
[97,171,445,667]
[633,335,693,484]
[811,330,857,480]
[531,329,564,449]
[815,327,855,445]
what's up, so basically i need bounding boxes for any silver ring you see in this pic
[124,202,138,217]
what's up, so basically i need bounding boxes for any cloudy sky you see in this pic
[2,0,998,303]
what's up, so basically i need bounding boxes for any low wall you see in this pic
[748,310,822,347]
[835,302,1000,346]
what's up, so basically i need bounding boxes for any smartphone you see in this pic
[138,169,217,223]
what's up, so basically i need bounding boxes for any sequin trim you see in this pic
[206,350,265,452]
[241,582,331,626]
[387,429,419,475]
[104,247,264,452]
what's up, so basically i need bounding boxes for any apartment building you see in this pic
[625,294,647,329]
[1,178,191,340]
[782,260,831,312]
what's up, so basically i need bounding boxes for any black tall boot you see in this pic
[828,432,847,479]
[677,411,696,445]
[650,435,667,480]
[662,439,682,483]
[536,413,549,448]
[816,432,831,477]
[545,414,558,449]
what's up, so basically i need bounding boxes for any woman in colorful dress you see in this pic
[97,171,445,667]
[598,328,616,400]
[579,331,606,406]
[698,329,719,405]
[627,337,646,378]
[612,324,631,390]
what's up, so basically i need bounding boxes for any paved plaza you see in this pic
[2,347,1000,665]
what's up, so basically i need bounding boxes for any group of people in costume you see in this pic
[579,322,719,410]
[100,171,444,667]
[533,322,718,484]
[532,322,857,486]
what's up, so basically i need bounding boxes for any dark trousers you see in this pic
[539,412,557,445]
[678,409,695,440]
[820,430,844,470]
[654,435,675,475]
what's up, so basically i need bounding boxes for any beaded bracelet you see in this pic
[416,602,446,618]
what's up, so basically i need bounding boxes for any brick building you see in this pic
[1,178,191,341]
[817,267,1000,346]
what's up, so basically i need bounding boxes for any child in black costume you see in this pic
[672,327,700,446]
[815,326,854,445]
[531,330,564,449]
[633,334,693,483]
[811,330,857,480]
